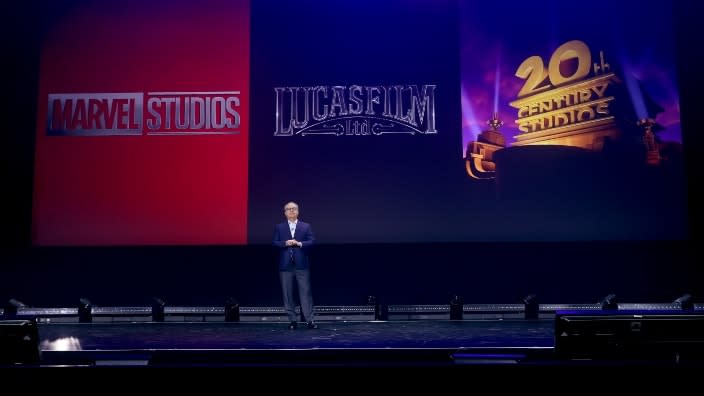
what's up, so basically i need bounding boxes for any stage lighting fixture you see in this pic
[3,299,27,318]
[450,295,463,320]
[152,297,166,322]
[523,294,538,319]
[367,295,387,320]
[600,293,618,310]
[225,297,240,322]
[674,294,694,310]
[78,298,92,323]
[367,295,378,319]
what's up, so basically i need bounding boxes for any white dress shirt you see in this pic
[288,220,297,238]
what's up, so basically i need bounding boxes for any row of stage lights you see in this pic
[1,293,696,323]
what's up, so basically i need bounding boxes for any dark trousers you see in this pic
[279,268,314,323]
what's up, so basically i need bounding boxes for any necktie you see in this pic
[288,224,296,265]
[289,226,295,264]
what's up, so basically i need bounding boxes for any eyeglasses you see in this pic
[285,207,298,211]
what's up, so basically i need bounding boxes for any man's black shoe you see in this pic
[306,321,318,329]
[288,321,297,330]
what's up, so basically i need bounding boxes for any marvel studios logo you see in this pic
[47,91,241,136]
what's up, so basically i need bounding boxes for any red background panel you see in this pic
[33,0,250,245]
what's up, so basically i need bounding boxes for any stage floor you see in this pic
[3,318,699,388]
[37,319,555,366]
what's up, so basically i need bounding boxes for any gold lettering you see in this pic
[579,89,592,103]
[554,112,571,127]
[512,67,617,138]
[529,102,540,116]
[518,122,531,133]
[539,100,553,113]
[577,106,595,122]
[518,106,530,118]
[596,102,609,115]
[592,83,608,99]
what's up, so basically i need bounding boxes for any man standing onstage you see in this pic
[273,202,317,329]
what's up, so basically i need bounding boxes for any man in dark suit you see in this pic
[273,201,317,329]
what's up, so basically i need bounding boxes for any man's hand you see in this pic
[286,239,303,247]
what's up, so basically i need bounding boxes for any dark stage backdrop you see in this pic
[247,0,467,244]
[1,0,701,307]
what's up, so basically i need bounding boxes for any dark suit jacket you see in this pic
[273,221,315,270]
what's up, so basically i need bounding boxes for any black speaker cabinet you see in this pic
[0,320,40,364]
[555,311,704,361]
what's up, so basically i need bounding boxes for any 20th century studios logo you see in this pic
[274,85,437,136]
